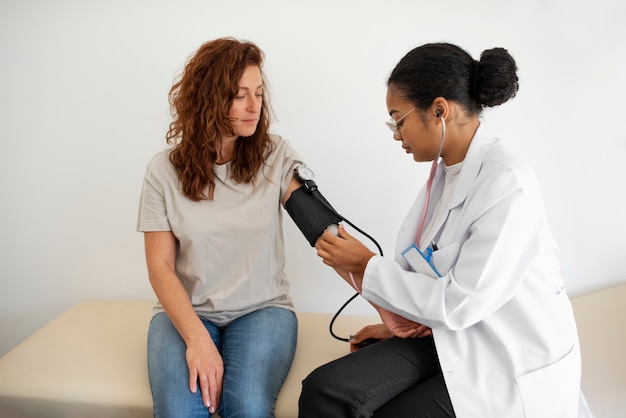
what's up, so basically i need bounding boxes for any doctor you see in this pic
[299,43,593,417]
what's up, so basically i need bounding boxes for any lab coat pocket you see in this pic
[515,345,580,418]
[429,239,462,276]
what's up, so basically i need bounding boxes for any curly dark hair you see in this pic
[166,38,273,201]
[388,42,519,116]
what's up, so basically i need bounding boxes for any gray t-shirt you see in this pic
[137,134,303,325]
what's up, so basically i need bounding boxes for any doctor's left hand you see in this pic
[315,224,375,274]
[373,304,432,339]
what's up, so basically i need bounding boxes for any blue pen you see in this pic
[426,246,442,277]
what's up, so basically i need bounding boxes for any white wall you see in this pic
[1,0,625,357]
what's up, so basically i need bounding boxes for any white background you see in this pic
[1,0,625,357]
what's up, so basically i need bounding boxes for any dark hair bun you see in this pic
[475,48,519,107]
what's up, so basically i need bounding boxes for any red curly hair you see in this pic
[166,38,274,201]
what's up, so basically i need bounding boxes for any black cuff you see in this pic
[285,188,342,246]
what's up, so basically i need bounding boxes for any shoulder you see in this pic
[145,148,176,180]
[268,133,289,151]
[465,135,541,210]
[267,133,302,161]
[148,148,172,168]
[146,148,171,167]
[481,138,537,190]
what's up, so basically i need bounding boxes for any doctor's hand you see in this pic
[315,224,375,274]
[349,323,392,352]
[373,304,432,339]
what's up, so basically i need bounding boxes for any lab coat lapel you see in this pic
[397,126,495,256]
[423,126,498,244]
[449,127,496,211]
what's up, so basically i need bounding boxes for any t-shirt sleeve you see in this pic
[276,136,305,201]
[137,159,172,232]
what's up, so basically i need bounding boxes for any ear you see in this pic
[431,97,448,119]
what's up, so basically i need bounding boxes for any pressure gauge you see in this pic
[295,165,315,181]
[294,165,318,191]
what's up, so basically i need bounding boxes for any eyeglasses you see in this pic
[385,107,416,136]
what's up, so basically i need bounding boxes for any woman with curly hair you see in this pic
[138,38,303,417]
[302,43,593,417]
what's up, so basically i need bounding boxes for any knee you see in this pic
[299,365,334,409]
[222,393,273,418]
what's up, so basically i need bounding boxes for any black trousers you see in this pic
[298,336,456,418]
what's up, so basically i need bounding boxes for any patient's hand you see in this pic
[373,304,432,339]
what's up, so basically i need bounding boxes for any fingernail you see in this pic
[209,406,216,413]
[205,400,211,408]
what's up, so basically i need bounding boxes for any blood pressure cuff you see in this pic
[285,187,342,246]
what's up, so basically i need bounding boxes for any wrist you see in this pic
[349,271,361,293]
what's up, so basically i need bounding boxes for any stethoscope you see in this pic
[311,112,446,341]
[415,113,446,248]
[327,112,447,341]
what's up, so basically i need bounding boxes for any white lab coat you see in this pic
[362,127,593,417]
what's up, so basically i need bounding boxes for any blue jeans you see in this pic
[148,307,297,418]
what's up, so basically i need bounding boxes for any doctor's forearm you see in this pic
[332,267,363,292]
